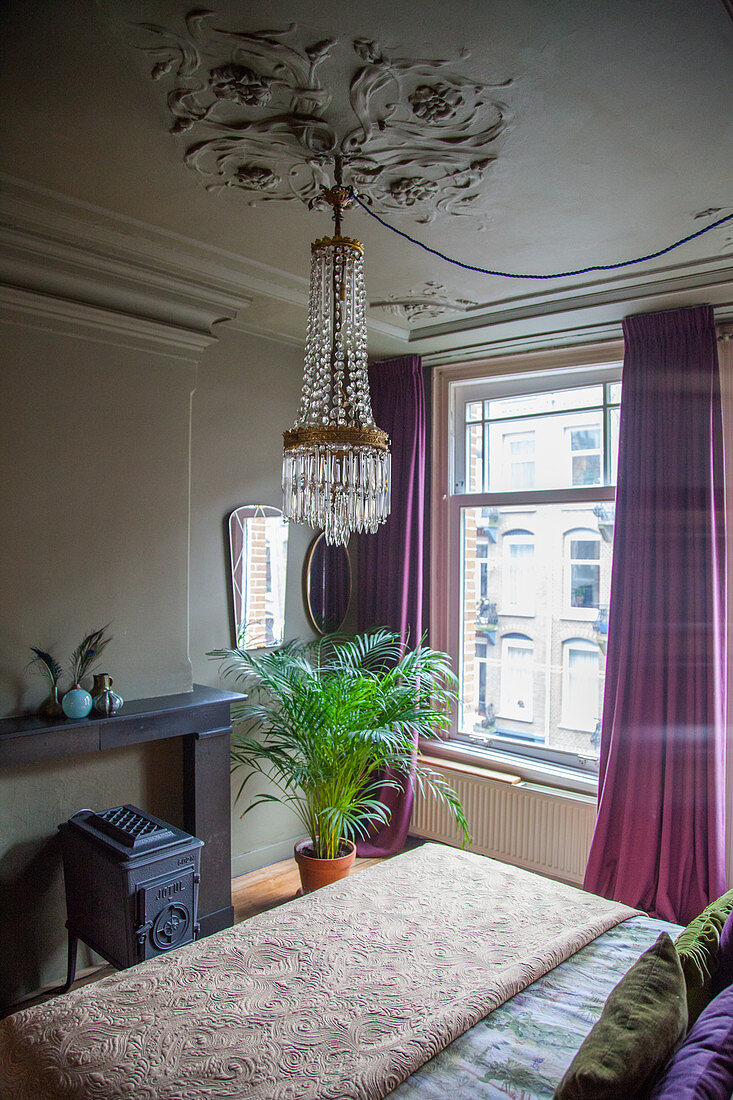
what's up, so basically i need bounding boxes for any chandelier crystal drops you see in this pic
[282,167,391,546]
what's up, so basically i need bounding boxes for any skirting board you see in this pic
[231,834,304,879]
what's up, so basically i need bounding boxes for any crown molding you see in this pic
[421,303,733,366]
[224,315,303,348]
[2,175,729,364]
[420,320,628,365]
[0,174,258,340]
[411,251,733,362]
[0,174,405,347]
[410,256,733,343]
[0,285,212,362]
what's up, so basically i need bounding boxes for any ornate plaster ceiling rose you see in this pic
[130,11,511,223]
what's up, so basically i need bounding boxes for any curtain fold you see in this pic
[583,305,727,924]
[718,335,733,892]
[356,354,426,856]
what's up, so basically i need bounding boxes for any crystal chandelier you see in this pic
[282,160,391,546]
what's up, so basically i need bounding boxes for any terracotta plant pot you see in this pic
[294,838,356,894]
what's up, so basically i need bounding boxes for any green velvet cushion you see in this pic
[675,888,733,1024]
[554,933,687,1100]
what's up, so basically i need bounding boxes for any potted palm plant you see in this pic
[210,629,469,893]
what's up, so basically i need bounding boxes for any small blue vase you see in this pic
[62,686,93,719]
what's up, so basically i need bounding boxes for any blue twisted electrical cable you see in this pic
[354,197,733,280]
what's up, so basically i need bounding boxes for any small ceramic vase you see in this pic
[39,685,64,721]
[62,684,93,719]
[92,673,123,717]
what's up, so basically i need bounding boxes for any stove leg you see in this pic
[60,932,78,994]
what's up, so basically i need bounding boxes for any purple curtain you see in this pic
[583,306,727,924]
[356,354,426,856]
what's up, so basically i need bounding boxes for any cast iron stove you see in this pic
[58,804,203,991]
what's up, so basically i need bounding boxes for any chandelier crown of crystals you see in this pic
[282,162,391,546]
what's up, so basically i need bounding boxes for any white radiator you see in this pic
[411,765,597,886]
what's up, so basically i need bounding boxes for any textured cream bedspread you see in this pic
[0,844,636,1100]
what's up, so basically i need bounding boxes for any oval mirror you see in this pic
[303,533,352,635]
[228,505,289,649]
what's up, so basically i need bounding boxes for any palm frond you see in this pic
[213,628,466,855]
[414,764,471,848]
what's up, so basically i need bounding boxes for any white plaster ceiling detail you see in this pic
[695,208,733,254]
[127,12,510,223]
[370,283,478,322]
[0,0,731,360]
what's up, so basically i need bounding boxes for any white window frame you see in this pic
[561,638,601,733]
[564,528,602,620]
[475,638,489,716]
[565,421,603,487]
[429,343,623,794]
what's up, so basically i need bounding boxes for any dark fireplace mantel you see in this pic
[0,684,243,938]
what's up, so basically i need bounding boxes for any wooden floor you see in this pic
[232,854,385,922]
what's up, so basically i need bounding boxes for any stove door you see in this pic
[137,869,196,960]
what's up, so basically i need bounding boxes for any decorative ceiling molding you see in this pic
[411,259,733,344]
[416,265,733,365]
[0,175,254,341]
[370,282,478,321]
[0,224,250,336]
[694,206,733,254]
[129,11,510,222]
[3,176,730,365]
[0,173,404,343]
[419,325,629,366]
[0,285,212,362]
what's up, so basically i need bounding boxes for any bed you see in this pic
[394,913,678,1098]
[0,844,678,1099]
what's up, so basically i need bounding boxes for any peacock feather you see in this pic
[28,647,64,687]
[68,625,112,686]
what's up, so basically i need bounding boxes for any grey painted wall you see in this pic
[0,319,312,1007]
[188,327,315,876]
[0,324,195,712]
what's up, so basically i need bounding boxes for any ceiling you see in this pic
[1,0,732,362]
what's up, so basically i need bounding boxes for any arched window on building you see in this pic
[499,633,534,722]
[502,529,535,615]
[561,638,601,732]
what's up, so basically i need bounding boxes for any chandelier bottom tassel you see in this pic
[282,171,391,546]
[282,428,391,547]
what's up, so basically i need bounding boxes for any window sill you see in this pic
[422,738,599,798]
